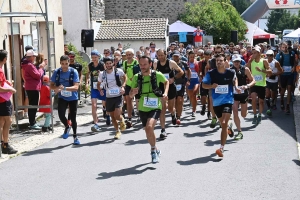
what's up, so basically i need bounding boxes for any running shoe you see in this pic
[252,115,257,125]
[156,149,161,157]
[176,118,181,125]
[227,123,234,138]
[114,130,121,139]
[1,143,18,154]
[91,124,101,132]
[171,115,177,125]
[103,109,107,119]
[210,117,217,128]
[191,112,196,118]
[266,109,272,117]
[286,107,291,115]
[67,120,72,126]
[160,129,167,139]
[197,96,201,101]
[280,102,284,111]
[119,117,126,131]
[106,115,111,125]
[73,137,80,145]
[257,115,262,124]
[216,148,224,158]
[126,120,132,129]
[151,150,160,164]
[42,126,48,132]
[234,131,243,140]
[24,112,28,119]
[200,107,205,116]
[29,124,42,130]
[62,126,71,139]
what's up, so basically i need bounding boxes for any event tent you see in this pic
[169,20,196,35]
[283,28,300,38]
[245,21,275,45]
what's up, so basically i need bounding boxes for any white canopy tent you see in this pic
[244,21,275,45]
[283,28,300,43]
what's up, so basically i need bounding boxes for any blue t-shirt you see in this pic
[51,67,80,101]
[275,52,295,75]
[203,68,235,106]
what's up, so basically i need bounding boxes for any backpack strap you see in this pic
[115,68,122,87]
[69,68,74,86]
[241,65,246,77]
[124,61,128,74]
[55,69,61,86]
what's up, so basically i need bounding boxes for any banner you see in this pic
[266,0,300,9]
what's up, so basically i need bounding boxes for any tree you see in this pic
[231,0,251,14]
[265,9,299,34]
[179,0,247,44]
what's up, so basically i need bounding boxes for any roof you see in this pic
[95,18,167,40]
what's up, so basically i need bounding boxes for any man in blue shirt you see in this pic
[275,42,296,114]
[202,54,240,158]
[50,55,80,145]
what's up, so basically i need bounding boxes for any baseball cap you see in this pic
[91,50,100,56]
[68,51,76,56]
[266,50,274,55]
[252,46,261,53]
[170,42,176,46]
[25,45,33,52]
[173,50,180,56]
[232,54,241,62]
[43,75,49,82]
[26,49,37,57]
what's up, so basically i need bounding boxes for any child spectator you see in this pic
[39,75,52,132]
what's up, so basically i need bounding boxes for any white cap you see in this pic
[266,50,274,55]
[125,48,134,55]
[232,54,241,62]
[252,46,261,53]
[26,49,38,57]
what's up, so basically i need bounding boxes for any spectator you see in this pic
[193,26,204,47]
[243,45,252,63]
[110,46,115,56]
[178,43,186,56]
[22,49,44,130]
[64,44,69,55]
[118,43,123,52]
[139,46,145,53]
[35,53,47,74]
[149,42,157,59]
[39,75,52,132]
[113,50,123,68]
[136,50,142,60]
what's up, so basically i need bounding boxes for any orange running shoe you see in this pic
[67,120,72,126]
[216,148,224,158]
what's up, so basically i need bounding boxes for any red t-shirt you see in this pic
[194,30,203,42]
[0,67,7,103]
[39,84,51,113]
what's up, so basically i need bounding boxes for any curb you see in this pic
[293,93,300,160]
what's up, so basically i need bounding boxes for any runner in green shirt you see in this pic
[130,56,168,164]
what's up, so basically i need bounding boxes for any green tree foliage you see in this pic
[230,0,251,14]
[180,0,247,44]
[265,9,300,34]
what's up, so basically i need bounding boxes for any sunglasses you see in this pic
[266,55,273,57]
[214,51,222,54]
[68,55,75,58]
[150,46,156,48]
[104,52,110,54]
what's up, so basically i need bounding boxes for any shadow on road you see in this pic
[22,144,72,156]
[183,129,215,138]
[292,159,300,166]
[72,138,115,148]
[96,163,156,180]
[204,139,237,146]
[177,153,222,165]
[125,138,163,146]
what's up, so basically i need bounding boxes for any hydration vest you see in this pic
[135,70,163,99]
[55,68,75,86]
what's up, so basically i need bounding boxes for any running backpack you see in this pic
[101,68,122,89]
[279,51,294,67]
[55,67,75,86]
[124,60,138,74]
[135,70,163,99]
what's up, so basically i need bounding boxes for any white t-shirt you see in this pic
[266,59,278,83]
[150,51,156,59]
[98,68,125,98]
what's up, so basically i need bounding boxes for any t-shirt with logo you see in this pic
[69,63,83,78]
[131,71,167,112]
[51,67,80,101]
[202,68,235,106]
[98,68,125,98]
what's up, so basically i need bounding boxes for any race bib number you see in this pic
[254,75,263,82]
[215,85,228,94]
[191,72,198,79]
[283,66,292,73]
[108,87,120,95]
[164,73,169,79]
[143,97,158,108]
[61,90,72,97]
[176,84,182,91]
[93,82,98,89]
[233,86,245,94]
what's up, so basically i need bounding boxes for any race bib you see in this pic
[233,86,245,94]
[191,72,198,79]
[176,84,182,91]
[143,97,158,108]
[61,90,72,97]
[254,75,263,82]
[93,82,98,89]
[108,87,120,95]
[215,85,228,94]
[283,66,292,73]
[164,73,169,79]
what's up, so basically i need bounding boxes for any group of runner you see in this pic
[2,40,295,163]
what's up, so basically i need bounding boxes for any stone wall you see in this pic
[91,0,198,23]
[91,0,105,21]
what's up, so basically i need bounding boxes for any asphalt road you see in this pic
[0,98,300,200]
